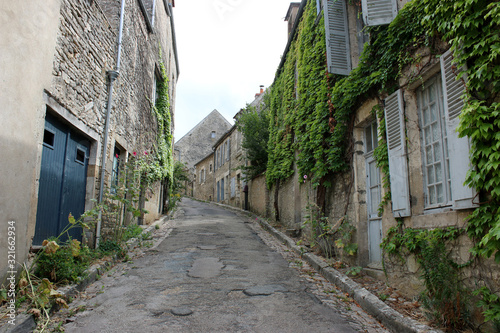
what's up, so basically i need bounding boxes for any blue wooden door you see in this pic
[33,113,90,245]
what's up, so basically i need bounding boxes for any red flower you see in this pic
[144,151,148,155]
[133,152,137,156]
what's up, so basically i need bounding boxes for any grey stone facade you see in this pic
[193,153,215,202]
[174,109,231,172]
[0,0,178,283]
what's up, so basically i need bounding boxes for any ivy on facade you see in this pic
[266,0,500,326]
[141,51,174,187]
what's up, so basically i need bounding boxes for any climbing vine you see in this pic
[141,49,174,187]
[266,0,500,327]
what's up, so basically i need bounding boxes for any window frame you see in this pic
[417,75,452,209]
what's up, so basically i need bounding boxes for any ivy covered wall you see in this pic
[265,0,500,329]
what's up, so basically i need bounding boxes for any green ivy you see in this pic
[265,0,500,326]
[141,49,174,187]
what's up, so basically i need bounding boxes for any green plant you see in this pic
[236,105,270,180]
[333,218,358,261]
[302,202,334,258]
[0,287,6,304]
[379,293,389,302]
[474,287,500,329]
[122,224,143,241]
[381,223,472,329]
[34,239,94,284]
[346,266,362,277]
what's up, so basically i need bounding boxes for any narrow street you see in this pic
[62,198,388,332]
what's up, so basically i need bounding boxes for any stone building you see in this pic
[0,0,178,283]
[191,87,268,212]
[174,109,232,195]
[213,125,245,208]
[259,1,499,324]
[193,152,215,202]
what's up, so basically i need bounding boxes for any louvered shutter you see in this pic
[361,0,397,26]
[440,50,477,209]
[323,0,351,75]
[384,90,411,217]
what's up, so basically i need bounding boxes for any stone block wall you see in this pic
[194,153,215,202]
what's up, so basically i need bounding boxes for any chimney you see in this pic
[285,3,301,37]
[255,85,265,98]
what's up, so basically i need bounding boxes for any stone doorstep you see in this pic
[1,215,171,333]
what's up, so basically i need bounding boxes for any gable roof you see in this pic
[175,109,231,145]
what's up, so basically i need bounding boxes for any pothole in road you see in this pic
[187,257,224,278]
[243,285,288,296]
[197,245,217,250]
[171,307,193,316]
[196,232,217,236]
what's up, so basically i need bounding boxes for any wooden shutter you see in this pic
[384,90,411,217]
[361,0,397,26]
[323,0,351,75]
[440,50,477,209]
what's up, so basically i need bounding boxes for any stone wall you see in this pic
[1,0,179,282]
[0,0,62,283]
[247,174,268,216]
[194,153,215,201]
[175,109,232,174]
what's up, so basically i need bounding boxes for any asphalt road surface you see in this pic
[63,198,388,333]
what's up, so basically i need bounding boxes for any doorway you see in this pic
[33,112,90,245]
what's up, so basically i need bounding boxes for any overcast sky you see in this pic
[172,0,294,142]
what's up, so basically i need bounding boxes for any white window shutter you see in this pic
[384,89,411,217]
[323,0,351,75]
[440,50,477,210]
[361,0,398,26]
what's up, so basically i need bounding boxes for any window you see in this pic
[221,178,225,201]
[152,70,162,106]
[365,122,381,218]
[217,181,220,202]
[210,164,213,172]
[384,50,476,216]
[75,147,86,165]
[384,89,411,217]
[322,0,351,75]
[230,177,236,198]
[138,0,156,32]
[361,0,398,26]
[111,146,121,194]
[316,0,323,16]
[211,131,216,139]
[418,76,451,207]
[43,129,55,149]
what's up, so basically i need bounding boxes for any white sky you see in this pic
[172,0,294,141]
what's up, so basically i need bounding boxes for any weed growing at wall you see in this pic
[381,223,473,329]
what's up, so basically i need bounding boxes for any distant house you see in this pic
[174,109,232,195]
[193,152,215,202]
[192,87,268,213]
[0,0,178,282]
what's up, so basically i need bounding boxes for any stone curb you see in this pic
[1,215,171,333]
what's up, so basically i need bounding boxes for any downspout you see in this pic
[96,0,126,248]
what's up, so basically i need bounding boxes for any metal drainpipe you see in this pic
[96,0,126,248]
